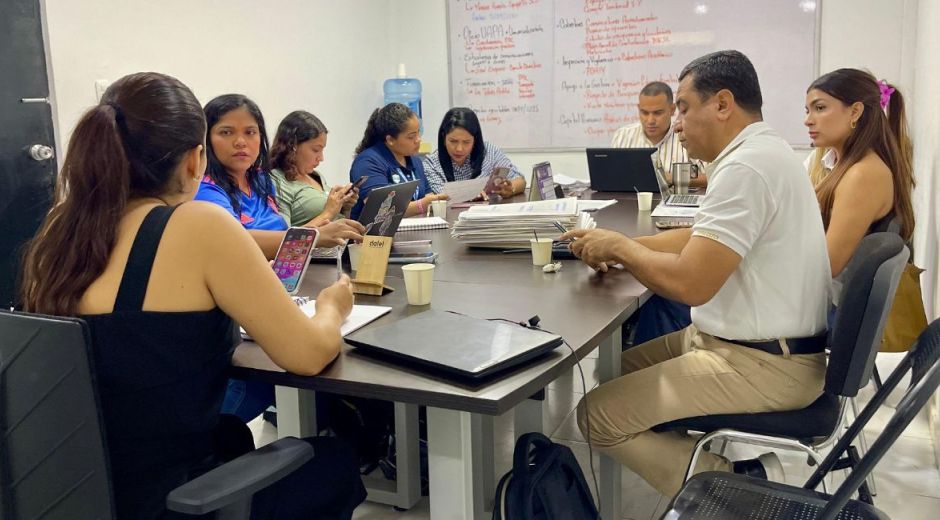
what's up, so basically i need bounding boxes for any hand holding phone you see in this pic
[272,227,320,294]
[483,167,510,195]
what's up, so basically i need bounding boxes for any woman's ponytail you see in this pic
[21,104,131,314]
[355,108,382,155]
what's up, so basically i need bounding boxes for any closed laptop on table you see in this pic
[345,310,563,381]
[586,147,659,192]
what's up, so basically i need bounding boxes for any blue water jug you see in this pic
[384,63,423,133]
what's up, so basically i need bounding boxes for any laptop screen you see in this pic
[357,180,419,236]
[652,161,672,201]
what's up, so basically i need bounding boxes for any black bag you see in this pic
[493,432,599,519]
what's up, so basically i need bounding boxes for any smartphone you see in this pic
[352,175,368,189]
[272,227,320,294]
[483,167,510,194]
[654,220,693,229]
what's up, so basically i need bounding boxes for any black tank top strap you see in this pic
[114,205,179,312]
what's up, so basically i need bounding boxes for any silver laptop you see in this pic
[653,162,703,207]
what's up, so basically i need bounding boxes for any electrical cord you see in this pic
[444,310,603,516]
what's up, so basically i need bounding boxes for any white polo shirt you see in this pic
[691,122,831,341]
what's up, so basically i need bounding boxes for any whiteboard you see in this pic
[448,0,820,149]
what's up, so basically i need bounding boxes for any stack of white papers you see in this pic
[450,197,596,248]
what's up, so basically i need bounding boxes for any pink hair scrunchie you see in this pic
[879,80,895,110]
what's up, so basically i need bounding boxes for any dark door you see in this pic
[0,0,57,309]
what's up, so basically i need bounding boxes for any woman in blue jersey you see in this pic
[349,102,448,219]
[197,95,364,258]
[196,95,364,424]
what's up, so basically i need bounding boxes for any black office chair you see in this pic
[0,310,313,519]
[660,317,940,520]
[652,233,908,496]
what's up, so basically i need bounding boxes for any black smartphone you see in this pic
[352,175,368,189]
[272,227,320,294]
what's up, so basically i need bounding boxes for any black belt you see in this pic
[716,333,827,355]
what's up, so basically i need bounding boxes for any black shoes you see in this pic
[733,452,785,481]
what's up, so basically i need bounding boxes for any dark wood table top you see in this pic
[231,192,654,415]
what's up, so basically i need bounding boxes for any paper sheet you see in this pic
[442,177,487,203]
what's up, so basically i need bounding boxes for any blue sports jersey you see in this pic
[195,175,288,231]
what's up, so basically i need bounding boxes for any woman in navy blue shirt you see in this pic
[349,103,448,219]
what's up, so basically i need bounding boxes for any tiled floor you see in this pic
[249,351,940,519]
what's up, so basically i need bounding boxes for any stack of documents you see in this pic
[451,197,595,248]
[389,239,438,264]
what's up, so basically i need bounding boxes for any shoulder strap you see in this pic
[113,205,179,312]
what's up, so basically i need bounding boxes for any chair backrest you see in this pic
[826,232,908,396]
[817,318,940,520]
[0,311,114,519]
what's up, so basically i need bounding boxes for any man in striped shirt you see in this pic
[611,81,707,188]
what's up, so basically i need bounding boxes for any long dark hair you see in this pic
[437,107,485,180]
[270,110,328,182]
[809,69,914,241]
[354,102,415,155]
[21,72,206,315]
[203,94,275,215]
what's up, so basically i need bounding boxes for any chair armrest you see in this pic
[166,436,314,515]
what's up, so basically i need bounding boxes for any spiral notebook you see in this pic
[396,216,449,232]
[239,296,391,341]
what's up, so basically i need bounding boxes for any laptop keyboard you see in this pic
[669,194,701,206]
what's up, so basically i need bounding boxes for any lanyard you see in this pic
[390,165,421,200]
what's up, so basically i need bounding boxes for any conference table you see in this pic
[231,191,658,519]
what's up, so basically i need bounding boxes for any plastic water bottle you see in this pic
[384,63,423,133]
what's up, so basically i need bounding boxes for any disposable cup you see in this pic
[637,192,653,211]
[530,238,553,266]
[431,200,448,218]
[347,243,362,272]
[401,263,435,305]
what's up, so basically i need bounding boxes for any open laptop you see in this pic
[310,180,419,260]
[653,162,703,207]
[586,148,659,192]
[345,310,563,381]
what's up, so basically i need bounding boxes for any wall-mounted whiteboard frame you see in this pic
[445,0,822,152]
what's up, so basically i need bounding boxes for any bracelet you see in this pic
[415,198,426,215]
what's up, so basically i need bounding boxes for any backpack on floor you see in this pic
[493,432,599,519]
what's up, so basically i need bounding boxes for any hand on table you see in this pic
[559,228,629,273]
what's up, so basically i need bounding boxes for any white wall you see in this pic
[43,0,398,187]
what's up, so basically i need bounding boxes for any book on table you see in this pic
[396,216,449,232]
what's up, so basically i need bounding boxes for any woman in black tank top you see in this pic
[20,72,364,519]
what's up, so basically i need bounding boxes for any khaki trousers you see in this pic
[577,324,826,496]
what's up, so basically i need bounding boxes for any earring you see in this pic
[850,120,857,129]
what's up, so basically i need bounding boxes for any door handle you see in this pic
[20,97,50,104]
[28,144,55,161]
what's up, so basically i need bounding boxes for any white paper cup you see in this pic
[637,192,653,211]
[431,200,447,218]
[530,238,553,266]
[402,263,435,305]
[347,243,362,272]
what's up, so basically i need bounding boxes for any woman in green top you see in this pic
[270,111,358,226]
